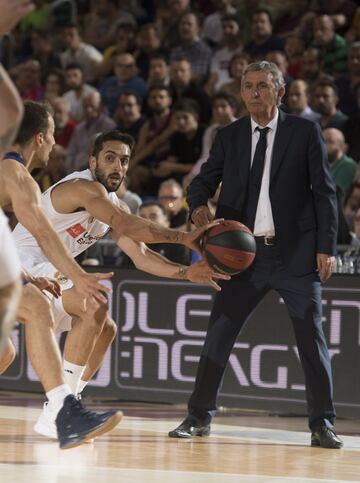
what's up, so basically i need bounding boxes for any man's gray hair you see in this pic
[242,61,285,90]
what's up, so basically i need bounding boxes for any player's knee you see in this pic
[24,285,53,327]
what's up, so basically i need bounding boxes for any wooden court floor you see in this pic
[1,391,360,483]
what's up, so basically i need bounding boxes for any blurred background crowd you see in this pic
[3,0,360,267]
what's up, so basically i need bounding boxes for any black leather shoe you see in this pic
[168,417,211,438]
[311,427,343,449]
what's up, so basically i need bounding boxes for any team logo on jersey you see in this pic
[66,223,86,238]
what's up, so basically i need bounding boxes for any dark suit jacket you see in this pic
[187,110,338,276]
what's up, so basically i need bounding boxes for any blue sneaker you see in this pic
[56,395,123,449]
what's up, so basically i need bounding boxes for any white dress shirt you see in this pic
[250,109,279,236]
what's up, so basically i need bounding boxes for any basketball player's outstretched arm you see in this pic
[2,161,112,306]
[112,231,229,291]
[0,65,24,159]
[58,180,222,252]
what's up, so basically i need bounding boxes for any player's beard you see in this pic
[94,165,123,192]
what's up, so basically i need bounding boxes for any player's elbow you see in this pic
[131,244,149,271]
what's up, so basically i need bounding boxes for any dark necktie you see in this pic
[243,126,270,231]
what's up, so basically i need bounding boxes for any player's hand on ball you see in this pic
[191,205,213,227]
[187,260,231,291]
[183,218,224,253]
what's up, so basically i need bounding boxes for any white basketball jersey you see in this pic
[13,169,119,263]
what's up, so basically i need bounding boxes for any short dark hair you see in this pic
[118,91,142,105]
[212,91,239,112]
[173,98,200,119]
[149,52,169,64]
[314,79,338,96]
[140,201,168,216]
[15,101,53,146]
[65,62,83,72]
[148,83,172,96]
[170,54,190,65]
[91,130,135,158]
[252,8,273,25]
[222,14,241,28]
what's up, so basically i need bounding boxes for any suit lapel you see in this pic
[270,110,293,183]
[237,116,252,181]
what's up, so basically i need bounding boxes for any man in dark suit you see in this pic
[169,61,343,448]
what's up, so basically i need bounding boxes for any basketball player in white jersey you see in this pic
[0,101,128,448]
[10,128,229,439]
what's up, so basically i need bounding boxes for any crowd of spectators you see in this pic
[3,0,360,263]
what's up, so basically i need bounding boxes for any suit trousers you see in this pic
[188,241,336,430]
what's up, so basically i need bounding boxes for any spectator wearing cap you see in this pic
[99,52,148,117]
[62,63,98,123]
[60,23,103,84]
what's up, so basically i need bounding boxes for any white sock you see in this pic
[46,384,72,416]
[63,360,86,394]
[77,379,88,396]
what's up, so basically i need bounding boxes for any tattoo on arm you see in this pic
[149,224,182,243]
